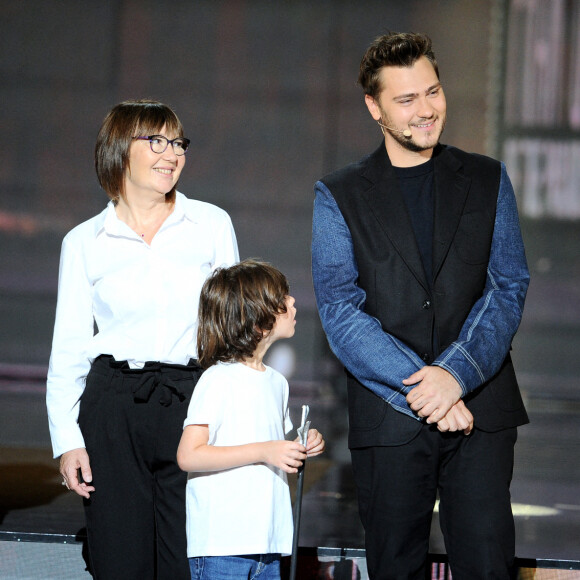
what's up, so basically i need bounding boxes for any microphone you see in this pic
[377,120,412,138]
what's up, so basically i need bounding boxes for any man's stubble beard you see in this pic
[382,114,446,153]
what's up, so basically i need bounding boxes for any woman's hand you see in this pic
[59,447,95,498]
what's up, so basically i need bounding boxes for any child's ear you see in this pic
[255,325,269,338]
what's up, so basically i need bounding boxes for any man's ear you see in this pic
[365,94,382,121]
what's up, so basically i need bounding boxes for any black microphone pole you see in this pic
[289,405,310,580]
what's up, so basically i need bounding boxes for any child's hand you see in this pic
[304,428,325,457]
[262,440,306,473]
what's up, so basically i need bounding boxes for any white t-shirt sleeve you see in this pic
[183,369,225,445]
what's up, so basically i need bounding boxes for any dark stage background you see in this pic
[1,0,579,573]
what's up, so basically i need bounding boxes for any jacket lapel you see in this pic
[432,146,471,281]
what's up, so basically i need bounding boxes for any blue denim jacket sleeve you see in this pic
[432,163,530,394]
[312,180,423,420]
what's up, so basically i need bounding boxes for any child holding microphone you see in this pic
[177,259,325,579]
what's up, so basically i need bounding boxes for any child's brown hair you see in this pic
[197,259,289,369]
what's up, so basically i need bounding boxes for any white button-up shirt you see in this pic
[46,192,239,457]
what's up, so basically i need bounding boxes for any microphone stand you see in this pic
[289,405,310,580]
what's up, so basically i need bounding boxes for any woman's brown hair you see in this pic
[197,259,290,369]
[94,99,185,203]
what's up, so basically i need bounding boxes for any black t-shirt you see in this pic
[393,158,435,288]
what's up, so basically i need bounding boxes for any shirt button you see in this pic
[422,353,430,362]
[422,300,431,309]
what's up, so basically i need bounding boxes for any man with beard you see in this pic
[311,32,529,580]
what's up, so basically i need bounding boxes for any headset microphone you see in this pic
[377,120,412,138]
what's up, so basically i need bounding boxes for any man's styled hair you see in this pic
[95,99,185,203]
[358,32,439,99]
[197,259,290,369]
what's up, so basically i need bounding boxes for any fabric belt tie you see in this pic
[106,358,190,407]
[131,372,187,407]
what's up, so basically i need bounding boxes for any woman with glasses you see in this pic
[46,99,239,579]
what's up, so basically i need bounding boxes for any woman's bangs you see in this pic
[134,107,182,138]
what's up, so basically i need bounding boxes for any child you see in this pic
[177,259,325,580]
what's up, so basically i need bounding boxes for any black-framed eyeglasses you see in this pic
[133,135,190,156]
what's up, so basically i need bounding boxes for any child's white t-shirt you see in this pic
[183,361,294,557]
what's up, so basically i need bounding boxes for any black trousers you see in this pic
[350,424,518,580]
[78,355,203,580]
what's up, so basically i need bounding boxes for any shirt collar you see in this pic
[94,191,195,238]
[173,191,195,223]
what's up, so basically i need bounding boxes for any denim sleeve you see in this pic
[312,180,423,419]
[432,164,530,394]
